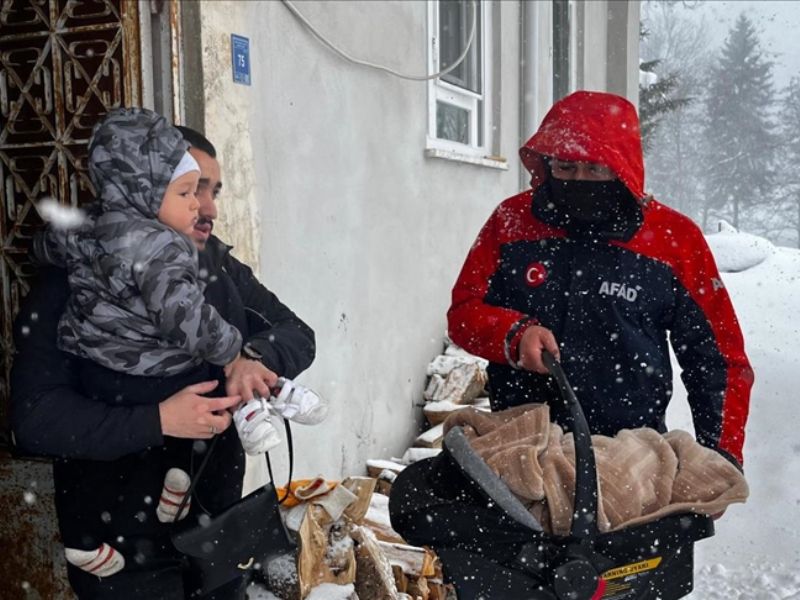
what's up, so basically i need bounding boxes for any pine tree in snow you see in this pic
[640,1,711,224]
[775,77,800,247]
[704,13,777,230]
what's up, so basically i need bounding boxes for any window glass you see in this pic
[436,101,470,144]
[439,0,482,94]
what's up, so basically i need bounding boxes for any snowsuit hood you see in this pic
[88,107,188,219]
[31,109,243,377]
[519,90,645,200]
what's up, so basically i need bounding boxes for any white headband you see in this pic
[169,151,200,183]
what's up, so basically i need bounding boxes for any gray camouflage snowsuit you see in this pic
[34,107,242,376]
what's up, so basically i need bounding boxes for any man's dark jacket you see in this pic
[11,235,315,553]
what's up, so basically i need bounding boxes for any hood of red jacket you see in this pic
[519,90,645,200]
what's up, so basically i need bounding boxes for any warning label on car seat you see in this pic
[600,557,662,599]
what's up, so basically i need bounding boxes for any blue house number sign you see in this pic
[232,34,251,86]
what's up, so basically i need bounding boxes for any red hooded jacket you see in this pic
[447,91,753,464]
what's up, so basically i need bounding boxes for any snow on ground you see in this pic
[667,227,800,598]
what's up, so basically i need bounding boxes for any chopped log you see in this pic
[397,448,441,464]
[407,575,430,600]
[413,423,444,449]
[392,564,409,593]
[443,344,488,368]
[342,476,377,523]
[423,374,446,402]
[326,520,356,575]
[352,526,399,600]
[375,478,393,496]
[423,363,487,405]
[363,491,406,544]
[377,542,437,579]
[363,516,405,545]
[424,397,491,426]
[366,459,406,479]
[423,401,469,426]
[432,581,458,600]
[474,396,491,409]
[427,354,484,377]
[427,580,447,600]
[297,505,356,596]
[425,353,461,376]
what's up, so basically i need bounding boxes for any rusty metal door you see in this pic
[0,1,141,597]
[0,0,141,442]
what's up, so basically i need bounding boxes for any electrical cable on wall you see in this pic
[280,0,477,82]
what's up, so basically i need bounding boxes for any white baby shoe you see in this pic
[269,378,328,425]
[233,398,282,455]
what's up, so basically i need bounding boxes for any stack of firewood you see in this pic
[262,341,488,600]
[365,340,490,490]
[418,340,490,443]
[263,476,454,600]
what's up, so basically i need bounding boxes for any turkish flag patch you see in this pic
[525,262,548,287]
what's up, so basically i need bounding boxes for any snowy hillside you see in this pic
[668,226,800,598]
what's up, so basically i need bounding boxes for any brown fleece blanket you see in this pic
[444,404,749,536]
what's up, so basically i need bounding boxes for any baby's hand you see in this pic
[223,355,279,400]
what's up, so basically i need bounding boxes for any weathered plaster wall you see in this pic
[196,0,524,480]
[194,0,637,484]
[198,10,261,273]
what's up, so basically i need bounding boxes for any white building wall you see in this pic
[578,0,610,92]
[190,0,639,482]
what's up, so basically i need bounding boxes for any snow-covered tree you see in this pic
[640,1,711,223]
[772,77,800,247]
[703,13,777,230]
[639,58,690,153]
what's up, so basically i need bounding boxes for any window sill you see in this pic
[424,147,509,170]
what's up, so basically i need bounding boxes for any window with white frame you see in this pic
[552,0,577,102]
[552,0,571,101]
[427,0,492,157]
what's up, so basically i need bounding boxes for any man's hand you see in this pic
[517,325,561,374]
[159,380,241,439]
[224,355,279,401]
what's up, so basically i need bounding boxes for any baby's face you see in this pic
[159,171,200,236]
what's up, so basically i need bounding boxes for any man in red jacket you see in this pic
[447,90,753,467]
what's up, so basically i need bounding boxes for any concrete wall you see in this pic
[195,0,524,479]
[191,0,639,481]
[573,0,640,105]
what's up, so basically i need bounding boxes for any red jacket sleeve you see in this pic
[665,223,753,465]
[447,199,535,366]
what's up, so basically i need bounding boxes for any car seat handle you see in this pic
[542,350,599,540]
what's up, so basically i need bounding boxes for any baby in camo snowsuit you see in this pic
[36,108,243,376]
[33,108,271,578]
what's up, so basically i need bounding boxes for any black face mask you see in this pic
[549,178,631,224]
[534,177,643,240]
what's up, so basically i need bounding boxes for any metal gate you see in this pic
[0,0,141,442]
[0,1,141,597]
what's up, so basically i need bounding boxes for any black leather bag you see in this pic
[171,421,295,595]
